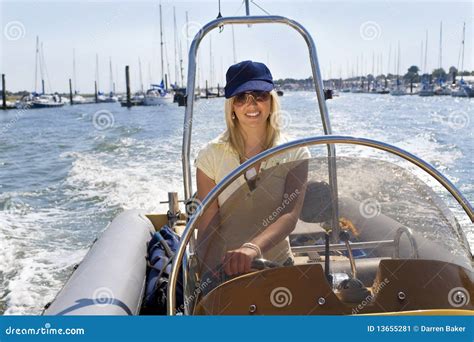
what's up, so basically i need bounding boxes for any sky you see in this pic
[0,0,472,93]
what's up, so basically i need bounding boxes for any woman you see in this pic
[195,60,309,277]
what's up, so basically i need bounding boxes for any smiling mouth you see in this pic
[245,111,260,118]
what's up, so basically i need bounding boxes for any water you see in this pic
[0,93,472,314]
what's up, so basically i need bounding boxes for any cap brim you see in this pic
[225,80,274,98]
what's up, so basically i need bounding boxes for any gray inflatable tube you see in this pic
[43,210,154,315]
[339,197,472,271]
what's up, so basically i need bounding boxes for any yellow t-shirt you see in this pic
[195,133,311,206]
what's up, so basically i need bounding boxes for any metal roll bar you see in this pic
[168,135,474,315]
[181,15,341,243]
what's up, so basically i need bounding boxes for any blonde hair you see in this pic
[222,90,281,160]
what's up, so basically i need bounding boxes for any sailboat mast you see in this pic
[396,41,400,89]
[109,57,113,94]
[379,53,382,77]
[420,40,423,74]
[372,51,375,76]
[423,30,428,73]
[438,21,442,70]
[387,43,391,76]
[138,57,144,93]
[115,65,118,93]
[40,42,46,94]
[159,2,164,83]
[232,25,237,63]
[356,55,359,79]
[185,11,189,57]
[73,48,77,94]
[197,49,201,92]
[95,54,100,92]
[179,37,184,87]
[397,41,400,76]
[460,22,465,79]
[173,6,178,86]
[209,36,213,88]
[34,36,39,93]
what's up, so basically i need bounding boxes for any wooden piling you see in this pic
[69,78,73,105]
[125,65,131,108]
[167,192,179,227]
[2,74,6,109]
[205,80,209,99]
[41,79,45,94]
[94,81,98,103]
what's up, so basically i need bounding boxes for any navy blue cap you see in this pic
[224,60,274,98]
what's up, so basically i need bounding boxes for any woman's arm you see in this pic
[195,168,220,249]
[223,160,308,275]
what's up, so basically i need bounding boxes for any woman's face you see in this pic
[232,91,271,129]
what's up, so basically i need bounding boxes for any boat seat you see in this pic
[290,179,331,246]
[291,219,326,240]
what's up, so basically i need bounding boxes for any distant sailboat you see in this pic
[96,55,118,103]
[30,94,65,108]
[417,30,434,97]
[433,22,451,96]
[16,36,65,108]
[390,42,406,96]
[452,22,474,98]
[143,2,173,106]
[71,49,89,104]
[419,81,435,97]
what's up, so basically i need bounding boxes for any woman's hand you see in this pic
[223,246,259,276]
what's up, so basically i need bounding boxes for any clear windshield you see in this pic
[184,146,473,314]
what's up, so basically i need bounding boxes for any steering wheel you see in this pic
[199,258,284,299]
[251,258,282,270]
[206,258,282,284]
[393,226,419,259]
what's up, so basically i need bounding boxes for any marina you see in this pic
[1,91,472,315]
[0,0,473,322]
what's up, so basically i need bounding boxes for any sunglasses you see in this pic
[233,91,271,106]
